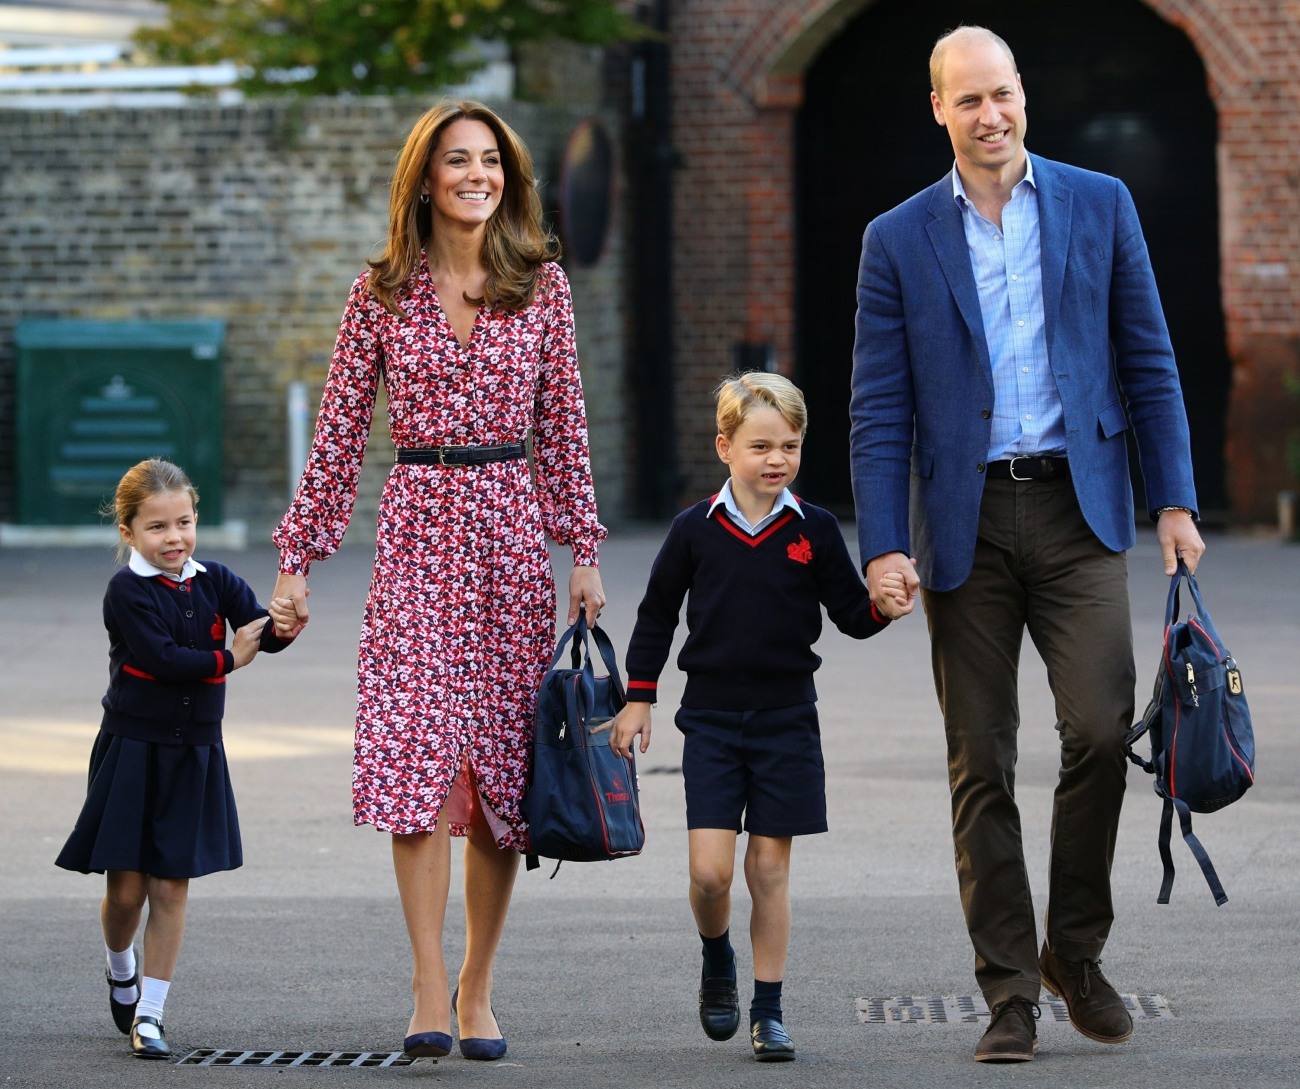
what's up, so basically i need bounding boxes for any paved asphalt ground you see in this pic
[2,525,1298,1088]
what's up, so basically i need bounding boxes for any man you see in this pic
[849,26,1205,1063]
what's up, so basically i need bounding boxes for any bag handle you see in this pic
[549,614,626,704]
[1164,558,1211,630]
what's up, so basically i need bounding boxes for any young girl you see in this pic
[55,458,292,1059]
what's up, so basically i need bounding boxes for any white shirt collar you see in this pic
[128,548,206,582]
[708,478,803,535]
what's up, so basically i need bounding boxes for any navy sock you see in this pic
[750,979,783,1024]
[700,930,735,980]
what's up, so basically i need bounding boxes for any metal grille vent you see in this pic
[857,993,1174,1025]
[177,1049,414,1067]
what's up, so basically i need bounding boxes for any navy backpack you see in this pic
[1126,561,1255,905]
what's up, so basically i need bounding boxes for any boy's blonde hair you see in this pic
[715,371,808,440]
[104,458,198,561]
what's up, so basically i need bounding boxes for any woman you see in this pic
[270,100,606,1060]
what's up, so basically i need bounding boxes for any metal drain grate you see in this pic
[857,993,1173,1025]
[177,1049,415,1067]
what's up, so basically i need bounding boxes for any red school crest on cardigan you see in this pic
[211,614,225,640]
[787,535,813,564]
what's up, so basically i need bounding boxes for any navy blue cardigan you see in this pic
[625,498,890,711]
[100,561,289,745]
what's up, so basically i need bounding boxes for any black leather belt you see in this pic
[986,456,1070,481]
[395,443,526,466]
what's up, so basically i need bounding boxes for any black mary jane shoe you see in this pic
[130,1015,171,1060]
[107,968,140,1035]
[750,1018,796,1062]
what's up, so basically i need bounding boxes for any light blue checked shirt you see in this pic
[952,159,1065,460]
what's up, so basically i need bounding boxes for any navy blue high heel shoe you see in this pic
[402,1030,452,1059]
[452,987,507,1060]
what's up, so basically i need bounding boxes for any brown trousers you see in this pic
[921,475,1135,1006]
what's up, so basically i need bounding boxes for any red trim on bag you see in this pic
[1162,625,1182,798]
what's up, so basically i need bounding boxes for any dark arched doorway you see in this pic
[795,0,1227,518]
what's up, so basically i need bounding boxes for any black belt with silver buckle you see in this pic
[395,443,527,466]
[986,456,1070,481]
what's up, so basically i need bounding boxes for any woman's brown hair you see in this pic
[367,100,560,317]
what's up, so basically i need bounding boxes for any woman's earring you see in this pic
[419,192,430,204]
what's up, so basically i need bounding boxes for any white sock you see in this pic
[136,976,171,1024]
[106,944,138,1005]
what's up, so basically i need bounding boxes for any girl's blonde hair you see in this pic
[104,458,198,561]
[367,99,560,317]
[715,371,808,440]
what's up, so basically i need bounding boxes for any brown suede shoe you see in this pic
[974,996,1040,1063]
[1039,943,1134,1044]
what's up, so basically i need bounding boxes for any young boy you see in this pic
[606,372,911,1061]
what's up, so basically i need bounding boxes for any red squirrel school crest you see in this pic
[787,535,813,565]
[211,614,225,639]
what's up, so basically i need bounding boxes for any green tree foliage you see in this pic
[135,0,642,95]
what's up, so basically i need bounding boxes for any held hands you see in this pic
[568,565,606,628]
[867,552,919,619]
[270,572,311,639]
[267,597,301,642]
[874,571,913,620]
[231,618,267,669]
[1157,509,1206,575]
[597,701,652,758]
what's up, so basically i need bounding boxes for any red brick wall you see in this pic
[669,0,1300,521]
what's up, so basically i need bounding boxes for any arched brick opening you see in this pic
[668,0,1297,522]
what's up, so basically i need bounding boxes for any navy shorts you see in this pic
[675,702,827,837]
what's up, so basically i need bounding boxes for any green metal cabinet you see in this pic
[14,319,225,526]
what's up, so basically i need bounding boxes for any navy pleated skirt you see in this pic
[55,727,243,879]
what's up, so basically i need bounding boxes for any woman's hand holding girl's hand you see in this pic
[271,572,310,638]
[267,597,301,640]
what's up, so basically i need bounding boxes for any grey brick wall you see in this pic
[0,97,630,543]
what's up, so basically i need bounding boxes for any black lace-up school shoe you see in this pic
[974,996,1040,1062]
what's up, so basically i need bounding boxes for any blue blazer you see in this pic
[849,154,1198,592]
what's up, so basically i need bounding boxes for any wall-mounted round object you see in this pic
[558,118,616,268]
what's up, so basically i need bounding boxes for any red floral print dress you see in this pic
[274,256,606,847]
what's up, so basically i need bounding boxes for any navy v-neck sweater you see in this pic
[624,497,890,711]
